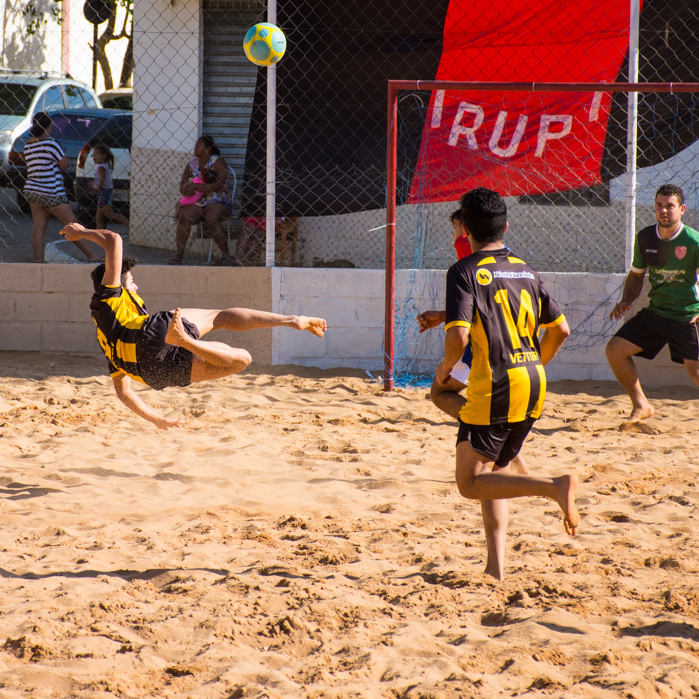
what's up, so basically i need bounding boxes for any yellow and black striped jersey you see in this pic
[90,285,150,383]
[445,247,566,425]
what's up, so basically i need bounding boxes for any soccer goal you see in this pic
[383,80,699,390]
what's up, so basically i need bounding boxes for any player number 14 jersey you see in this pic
[445,248,566,425]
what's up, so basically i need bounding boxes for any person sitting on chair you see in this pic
[169,135,234,266]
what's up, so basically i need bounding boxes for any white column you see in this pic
[625,0,641,270]
[265,0,278,267]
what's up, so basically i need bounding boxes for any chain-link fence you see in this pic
[0,0,698,268]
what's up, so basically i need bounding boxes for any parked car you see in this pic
[0,69,101,188]
[6,108,126,214]
[98,88,133,111]
[74,112,132,225]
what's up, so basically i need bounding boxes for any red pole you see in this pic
[384,82,398,391]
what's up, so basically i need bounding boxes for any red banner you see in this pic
[408,0,635,202]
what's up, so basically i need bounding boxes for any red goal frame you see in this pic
[384,80,699,391]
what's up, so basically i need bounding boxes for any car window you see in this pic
[90,115,132,149]
[41,86,65,112]
[0,83,35,116]
[63,85,85,109]
[102,95,132,111]
[80,89,100,109]
[49,114,110,141]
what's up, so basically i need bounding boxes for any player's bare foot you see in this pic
[164,308,190,347]
[625,404,654,423]
[554,474,580,535]
[483,564,504,581]
[293,316,327,337]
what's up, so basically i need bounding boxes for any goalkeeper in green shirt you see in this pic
[607,184,699,423]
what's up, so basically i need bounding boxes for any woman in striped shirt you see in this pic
[23,112,99,263]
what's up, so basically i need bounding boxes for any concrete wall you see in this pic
[0,264,692,390]
[272,267,691,389]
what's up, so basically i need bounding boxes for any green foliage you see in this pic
[23,0,63,37]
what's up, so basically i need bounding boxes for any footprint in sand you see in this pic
[618,421,660,435]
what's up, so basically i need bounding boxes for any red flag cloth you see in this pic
[408,0,636,203]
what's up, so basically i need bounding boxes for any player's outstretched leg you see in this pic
[176,307,326,338]
[456,442,580,549]
[165,308,252,372]
[684,359,699,390]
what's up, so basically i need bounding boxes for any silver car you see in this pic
[0,69,102,189]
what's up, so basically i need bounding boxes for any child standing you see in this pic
[90,144,129,230]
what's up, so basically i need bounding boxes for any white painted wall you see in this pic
[129,0,201,248]
[131,0,200,151]
[610,140,699,207]
[1,0,63,72]
[271,267,691,389]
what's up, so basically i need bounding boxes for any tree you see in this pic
[24,0,133,89]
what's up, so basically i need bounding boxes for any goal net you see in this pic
[384,81,699,389]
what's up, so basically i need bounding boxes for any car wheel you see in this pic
[15,189,31,215]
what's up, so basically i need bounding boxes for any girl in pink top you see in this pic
[173,170,217,221]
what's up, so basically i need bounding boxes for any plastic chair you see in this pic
[197,166,237,263]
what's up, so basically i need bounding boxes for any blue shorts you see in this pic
[97,188,114,207]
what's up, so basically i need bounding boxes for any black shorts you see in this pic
[456,418,535,467]
[614,308,699,364]
[137,311,199,390]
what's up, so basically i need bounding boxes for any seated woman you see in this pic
[169,136,233,265]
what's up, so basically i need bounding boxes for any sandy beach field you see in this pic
[0,350,698,698]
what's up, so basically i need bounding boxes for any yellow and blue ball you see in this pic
[243,23,287,67]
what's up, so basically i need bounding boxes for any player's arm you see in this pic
[436,324,469,385]
[416,310,446,333]
[112,373,184,430]
[60,224,122,285]
[539,317,570,366]
[610,269,646,320]
[438,265,472,383]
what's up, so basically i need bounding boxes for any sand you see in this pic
[0,350,698,698]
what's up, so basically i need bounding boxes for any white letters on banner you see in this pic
[488,111,528,157]
[433,96,576,159]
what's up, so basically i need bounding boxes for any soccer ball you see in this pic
[243,23,287,67]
